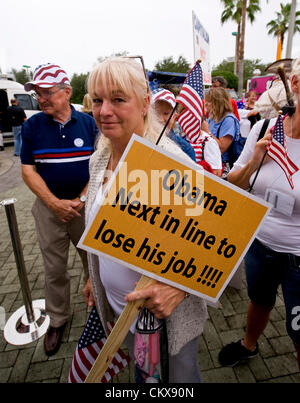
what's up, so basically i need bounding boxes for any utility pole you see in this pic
[286,0,297,58]
[232,32,238,75]
[238,0,247,97]
[22,65,32,80]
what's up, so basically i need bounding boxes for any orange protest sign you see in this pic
[78,135,270,303]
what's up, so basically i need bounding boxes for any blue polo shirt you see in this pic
[21,105,99,199]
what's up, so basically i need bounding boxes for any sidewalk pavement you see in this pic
[0,145,299,383]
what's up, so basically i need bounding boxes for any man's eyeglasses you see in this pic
[31,87,64,100]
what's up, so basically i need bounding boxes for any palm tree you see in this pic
[220,0,264,96]
[266,2,300,49]
[238,0,247,96]
[220,0,260,76]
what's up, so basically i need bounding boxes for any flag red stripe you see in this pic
[269,140,298,172]
[268,152,296,188]
[78,348,93,371]
[34,77,69,86]
[34,151,91,159]
[69,364,78,383]
[268,148,295,176]
[178,86,204,116]
[268,143,296,175]
[74,351,88,380]
[34,64,61,78]
[39,69,68,81]
[179,87,202,112]
[178,111,198,132]
[88,341,103,359]
[177,91,203,120]
[180,118,197,133]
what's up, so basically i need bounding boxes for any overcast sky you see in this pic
[1,0,299,77]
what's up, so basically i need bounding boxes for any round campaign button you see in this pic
[74,138,84,147]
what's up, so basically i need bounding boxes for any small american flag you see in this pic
[267,114,299,189]
[237,99,245,109]
[177,61,205,144]
[68,307,130,383]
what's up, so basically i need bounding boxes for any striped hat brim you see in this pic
[152,88,176,109]
[24,63,70,91]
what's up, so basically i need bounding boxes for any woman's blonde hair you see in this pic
[291,58,300,80]
[205,87,232,122]
[291,58,300,106]
[82,93,93,113]
[87,57,161,149]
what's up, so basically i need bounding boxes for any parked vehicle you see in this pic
[0,75,83,145]
[246,74,277,99]
[226,88,239,101]
[0,75,40,145]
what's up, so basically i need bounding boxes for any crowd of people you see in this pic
[14,55,300,383]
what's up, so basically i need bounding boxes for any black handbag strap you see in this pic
[216,117,226,139]
[200,136,209,160]
[257,119,270,141]
[248,119,271,193]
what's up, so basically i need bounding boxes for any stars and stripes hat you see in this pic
[24,63,70,91]
[151,88,176,109]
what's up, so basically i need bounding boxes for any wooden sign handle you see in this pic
[84,275,156,383]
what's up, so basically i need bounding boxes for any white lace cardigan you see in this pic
[85,135,208,356]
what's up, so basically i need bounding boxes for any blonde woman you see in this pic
[82,93,93,116]
[202,87,240,174]
[219,58,300,369]
[82,58,208,383]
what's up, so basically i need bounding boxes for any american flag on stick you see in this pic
[68,307,130,383]
[176,60,205,144]
[267,114,299,189]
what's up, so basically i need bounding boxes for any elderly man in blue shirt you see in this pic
[21,63,98,356]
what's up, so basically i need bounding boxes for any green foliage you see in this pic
[266,2,300,45]
[70,73,89,104]
[212,60,235,74]
[220,0,261,25]
[243,59,269,80]
[212,58,269,89]
[11,68,31,85]
[154,55,191,74]
[212,70,238,90]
